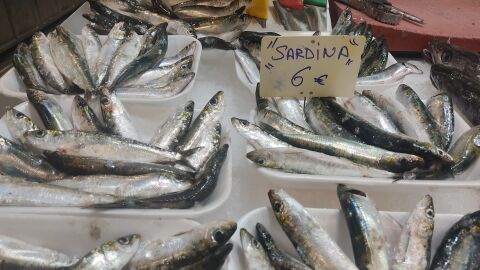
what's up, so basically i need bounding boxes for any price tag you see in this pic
[260,35,365,97]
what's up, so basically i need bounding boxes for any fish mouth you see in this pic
[337,184,367,198]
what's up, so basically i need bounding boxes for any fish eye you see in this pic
[257,158,265,165]
[213,230,227,243]
[239,119,249,126]
[15,112,25,119]
[272,201,283,212]
[34,130,46,137]
[118,237,131,245]
[473,135,480,148]
[426,208,434,219]
[252,239,261,248]
[77,98,87,106]
[209,98,218,106]
[442,51,452,62]
[100,96,110,105]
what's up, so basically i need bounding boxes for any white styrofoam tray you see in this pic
[0,35,202,104]
[0,214,199,259]
[243,85,480,187]
[0,99,232,218]
[229,206,463,269]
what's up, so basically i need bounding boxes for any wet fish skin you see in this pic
[360,38,388,77]
[193,9,252,35]
[173,0,235,8]
[0,235,78,268]
[13,43,49,93]
[241,228,275,270]
[150,101,194,150]
[396,84,445,148]
[231,117,290,149]
[255,83,277,112]
[430,64,480,126]
[427,93,454,149]
[31,32,69,93]
[343,94,401,134]
[263,123,424,173]
[81,25,102,81]
[5,108,39,144]
[235,49,259,84]
[23,130,188,164]
[179,243,233,270]
[357,62,423,86]
[71,234,140,270]
[332,7,353,35]
[26,88,73,131]
[427,40,480,77]
[393,195,434,270]
[324,97,454,164]
[100,88,139,140]
[273,97,312,130]
[95,22,127,86]
[199,36,236,50]
[129,220,236,269]
[337,185,390,270]
[183,121,221,171]
[0,175,119,207]
[0,136,66,182]
[159,41,196,67]
[448,126,480,175]
[304,97,360,141]
[256,109,314,136]
[43,150,193,178]
[268,189,359,270]
[175,0,250,20]
[71,95,105,132]
[430,210,480,270]
[247,147,399,178]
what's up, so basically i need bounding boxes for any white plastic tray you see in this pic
[0,213,199,258]
[229,206,463,269]
[0,100,232,218]
[0,35,202,104]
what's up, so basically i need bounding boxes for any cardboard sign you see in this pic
[260,35,365,97]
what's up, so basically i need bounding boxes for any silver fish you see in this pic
[332,8,353,35]
[31,32,69,93]
[23,130,191,164]
[175,0,249,20]
[268,189,359,270]
[0,135,65,182]
[338,185,390,270]
[95,22,127,86]
[183,121,221,171]
[178,91,224,152]
[273,97,311,130]
[71,95,105,132]
[393,195,434,270]
[449,126,480,174]
[5,107,39,144]
[116,72,195,98]
[357,62,423,86]
[343,94,401,134]
[150,101,194,150]
[273,1,326,31]
[81,25,102,80]
[193,11,252,35]
[13,43,49,93]
[240,228,275,270]
[231,117,290,149]
[26,88,73,131]
[0,235,77,268]
[0,175,118,207]
[129,220,236,269]
[234,49,259,85]
[427,93,454,150]
[173,0,236,8]
[51,172,192,199]
[104,31,142,88]
[71,235,140,270]
[100,88,140,140]
[159,41,197,67]
[248,147,399,178]
[256,109,314,136]
[49,27,94,93]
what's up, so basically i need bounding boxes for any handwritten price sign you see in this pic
[260,35,365,97]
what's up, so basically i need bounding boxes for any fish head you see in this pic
[255,222,274,247]
[177,55,195,72]
[5,108,39,138]
[430,64,459,91]
[428,40,455,65]
[109,22,127,40]
[182,100,195,114]
[337,184,367,203]
[240,228,262,252]
[410,195,434,238]
[206,220,237,246]
[26,88,47,104]
[99,234,141,264]
[204,91,225,116]
[73,95,89,109]
[230,117,251,132]
[268,189,291,219]
[24,129,61,146]
[99,87,114,114]
[246,149,277,168]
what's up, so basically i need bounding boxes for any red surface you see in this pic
[330,0,480,52]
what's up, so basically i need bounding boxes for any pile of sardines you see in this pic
[232,83,480,179]
[85,0,254,37]
[0,220,236,269]
[0,90,226,208]
[241,187,480,270]
[427,40,480,126]
[13,22,196,98]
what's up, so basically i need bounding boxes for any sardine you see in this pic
[174,0,249,20]
[71,95,105,132]
[95,22,127,86]
[240,228,275,270]
[193,9,251,35]
[426,93,454,149]
[247,147,399,178]
[427,40,480,77]
[199,36,236,50]
[26,89,73,131]
[332,8,353,35]
[100,88,139,140]
[273,97,311,131]
[128,220,236,269]
[71,235,140,270]
[159,41,196,67]
[31,32,69,93]
[150,101,194,150]
[5,108,39,144]
[173,0,235,8]
[231,117,290,149]
[448,126,480,175]
[235,49,259,84]
[256,109,314,136]
[337,185,390,269]
[357,62,423,86]
[184,121,221,171]
[268,189,358,270]
[393,195,434,270]
[179,243,233,270]
[13,43,49,93]
[81,25,102,80]
[116,72,195,98]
